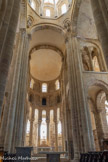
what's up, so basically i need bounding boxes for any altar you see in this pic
[39,151,66,162]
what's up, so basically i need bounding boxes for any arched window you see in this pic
[41,110,47,140]
[26,120,30,133]
[30,79,34,89]
[42,83,47,92]
[42,98,47,105]
[46,9,51,17]
[58,121,62,135]
[44,0,54,4]
[31,0,35,10]
[92,56,100,72]
[61,4,67,14]
[55,80,60,90]
[105,100,108,124]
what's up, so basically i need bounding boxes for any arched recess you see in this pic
[29,44,64,59]
[87,81,108,150]
[86,80,108,95]
[81,44,106,72]
[29,24,65,82]
[30,23,65,37]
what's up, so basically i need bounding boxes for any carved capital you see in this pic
[20,28,26,35]
[63,19,72,33]
[27,16,34,28]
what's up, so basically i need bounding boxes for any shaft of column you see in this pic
[88,49,94,71]
[0,0,8,30]
[55,121,58,151]
[0,34,19,147]
[91,0,108,67]
[4,30,25,152]
[0,0,3,9]
[29,120,33,146]
[46,121,50,146]
[61,118,65,151]
[38,121,41,146]
[66,35,95,160]
[15,31,30,148]
[94,110,104,150]
[0,0,14,56]
[0,0,21,117]
[29,108,34,146]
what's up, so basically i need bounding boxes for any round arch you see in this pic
[30,23,65,36]
[86,80,108,95]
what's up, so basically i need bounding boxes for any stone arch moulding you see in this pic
[85,79,108,95]
[29,44,64,59]
[30,23,66,37]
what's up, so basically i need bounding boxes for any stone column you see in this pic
[46,110,50,145]
[0,33,19,148]
[38,120,41,146]
[0,0,8,29]
[14,31,30,148]
[91,0,108,67]
[88,49,94,71]
[66,34,95,161]
[29,108,34,146]
[22,100,28,147]
[46,120,50,146]
[0,0,3,8]
[94,110,104,150]
[0,0,21,117]
[4,29,29,152]
[100,109,108,137]
[54,120,58,151]
[60,117,65,151]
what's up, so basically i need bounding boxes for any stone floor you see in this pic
[31,157,70,162]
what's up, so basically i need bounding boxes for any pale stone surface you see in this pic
[0,1,108,162]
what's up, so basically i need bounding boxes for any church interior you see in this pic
[0,0,108,162]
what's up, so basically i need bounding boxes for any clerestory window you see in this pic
[105,100,108,125]
[42,83,47,92]
[55,80,60,90]
[26,120,30,133]
[44,0,54,4]
[61,4,67,14]
[46,9,51,17]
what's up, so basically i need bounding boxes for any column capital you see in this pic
[54,120,58,124]
[46,120,50,124]
[38,120,42,124]
[65,32,77,44]
[20,28,26,34]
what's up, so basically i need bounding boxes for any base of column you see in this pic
[70,160,79,162]
[70,159,79,162]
